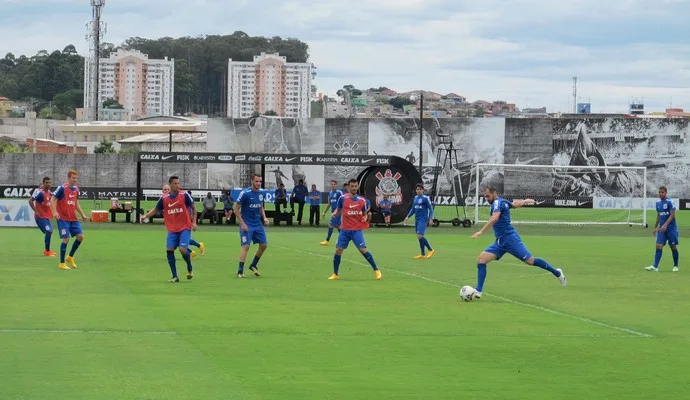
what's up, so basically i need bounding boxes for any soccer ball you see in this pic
[460,285,476,302]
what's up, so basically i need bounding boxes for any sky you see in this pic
[1,0,689,113]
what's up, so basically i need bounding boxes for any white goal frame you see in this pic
[473,163,648,227]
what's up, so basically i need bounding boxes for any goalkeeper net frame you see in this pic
[472,163,648,227]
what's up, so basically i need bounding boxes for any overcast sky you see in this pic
[1,0,689,113]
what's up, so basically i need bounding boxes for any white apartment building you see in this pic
[227,52,312,118]
[84,49,175,120]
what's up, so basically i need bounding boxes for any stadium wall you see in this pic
[1,117,689,202]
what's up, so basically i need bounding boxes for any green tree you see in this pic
[94,140,116,154]
[251,111,260,118]
[473,108,485,117]
[263,110,278,116]
[38,104,67,120]
[389,96,414,109]
[103,98,124,109]
[53,88,83,118]
[0,140,24,153]
[311,100,323,118]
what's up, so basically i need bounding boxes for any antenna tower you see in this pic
[85,0,107,121]
[572,76,577,113]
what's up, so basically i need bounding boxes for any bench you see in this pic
[110,208,133,223]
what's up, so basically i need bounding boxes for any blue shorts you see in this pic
[484,235,532,262]
[167,229,191,250]
[656,229,679,246]
[415,219,428,235]
[336,229,366,250]
[35,218,53,234]
[240,227,268,246]
[57,220,83,239]
[381,210,392,216]
[329,214,341,227]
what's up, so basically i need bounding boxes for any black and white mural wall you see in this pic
[551,118,690,199]
[323,118,370,190]
[368,118,505,200]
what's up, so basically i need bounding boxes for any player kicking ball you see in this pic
[50,170,88,270]
[140,176,196,282]
[320,180,343,246]
[328,178,382,280]
[646,185,679,272]
[29,176,56,257]
[234,174,270,278]
[469,186,567,299]
[403,183,435,259]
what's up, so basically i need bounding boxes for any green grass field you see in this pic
[1,205,689,400]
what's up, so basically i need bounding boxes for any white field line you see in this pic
[275,245,654,338]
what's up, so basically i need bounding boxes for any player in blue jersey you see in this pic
[403,184,436,259]
[233,174,270,278]
[379,195,393,226]
[646,185,679,272]
[320,180,343,246]
[469,186,567,299]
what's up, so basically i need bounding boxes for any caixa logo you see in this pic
[0,204,32,222]
[3,187,37,198]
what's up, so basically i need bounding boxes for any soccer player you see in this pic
[328,178,382,280]
[646,185,679,272]
[162,184,205,258]
[469,186,567,299]
[28,176,56,257]
[141,176,196,282]
[320,180,343,246]
[379,195,393,226]
[50,170,88,270]
[233,174,270,278]
[403,183,436,259]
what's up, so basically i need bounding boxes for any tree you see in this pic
[311,100,323,118]
[103,98,124,109]
[251,111,260,118]
[38,104,67,120]
[473,108,485,117]
[263,110,278,116]
[94,140,116,154]
[0,140,23,153]
[389,96,414,109]
[53,88,83,118]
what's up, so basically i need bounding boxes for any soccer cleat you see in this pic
[65,256,77,269]
[556,268,567,286]
[413,255,426,259]
[472,291,483,300]
[168,276,180,283]
[425,249,436,259]
[645,265,659,272]
[237,273,246,279]
[186,272,193,280]
[44,250,56,257]
[374,270,382,280]
[328,273,339,280]
[58,263,71,270]
[673,266,679,272]
[190,251,197,259]
[249,265,260,277]
[320,240,329,246]
[199,243,206,256]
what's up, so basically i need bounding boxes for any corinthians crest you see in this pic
[333,138,359,176]
[375,169,403,206]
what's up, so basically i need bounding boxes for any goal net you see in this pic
[472,163,648,226]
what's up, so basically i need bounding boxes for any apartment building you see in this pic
[227,52,312,118]
[84,49,175,120]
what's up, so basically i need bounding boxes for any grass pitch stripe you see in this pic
[0,328,177,335]
[276,245,655,339]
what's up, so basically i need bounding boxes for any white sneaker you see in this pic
[556,268,567,286]
[672,266,679,272]
[645,266,658,272]
[472,291,482,300]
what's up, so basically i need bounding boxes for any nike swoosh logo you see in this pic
[361,158,373,163]
[535,201,545,205]
[349,204,358,208]
[285,157,297,162]
[515,156,542,165]
[169,201,179,206]
[162,155,174,160]
[100,171,114,176]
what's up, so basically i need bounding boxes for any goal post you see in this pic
[472,163,648,227]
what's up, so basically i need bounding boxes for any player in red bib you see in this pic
[329,178,382,280]
[28,176,56,257]
[141,176,197,282]
[50,170,88,270]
